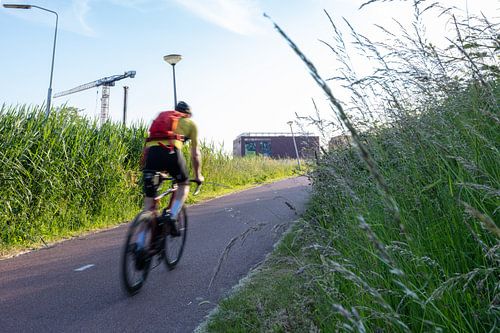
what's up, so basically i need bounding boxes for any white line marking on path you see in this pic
[74,264,95,272]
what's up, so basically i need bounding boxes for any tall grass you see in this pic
[229,0,500,332]
[304,82,499,332]
[267,1,498,332]
[0,106,296,252]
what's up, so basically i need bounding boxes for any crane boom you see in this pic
[52,70,136,125]
[53,71,136,98]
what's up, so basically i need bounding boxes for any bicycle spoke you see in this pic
[121,211,153,295]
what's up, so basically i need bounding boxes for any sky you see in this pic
[1,0,497,152]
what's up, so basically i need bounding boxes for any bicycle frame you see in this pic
[145,176,177,242]
[153,180,177,212]
[143,172,177,213]
[151,175,201,212]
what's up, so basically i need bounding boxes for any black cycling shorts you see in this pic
[142,146,189,196]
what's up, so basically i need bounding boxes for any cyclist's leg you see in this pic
[143,145,178,207]
[142,171,157,211]
[164,147,189,220]
[170,182,189,219]
[142,146,170,241]
[142,146,166,210]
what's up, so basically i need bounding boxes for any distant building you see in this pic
[233,132,319,159]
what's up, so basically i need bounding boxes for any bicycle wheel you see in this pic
[121,211,153,295]
[163,206,188,269]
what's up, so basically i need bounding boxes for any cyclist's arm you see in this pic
[189,122,204,182]
[191,144,202,181]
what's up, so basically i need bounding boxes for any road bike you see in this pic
[121,172,201,295]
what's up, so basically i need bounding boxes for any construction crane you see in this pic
[54,71,136,124]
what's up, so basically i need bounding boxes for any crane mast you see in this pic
[101,86,110,123]
[54,71,136,124]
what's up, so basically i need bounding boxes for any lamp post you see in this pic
[287,121,301,170]
[4,4,58,117]
[163,54,182,108]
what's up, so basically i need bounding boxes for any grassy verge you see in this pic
[201,221,318,333]
[0,105,297,257]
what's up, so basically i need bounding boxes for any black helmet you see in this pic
[175,101,191,114]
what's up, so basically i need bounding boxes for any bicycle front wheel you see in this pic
[163,206,188,269]
[121,211,153,295]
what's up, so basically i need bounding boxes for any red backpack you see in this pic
[147,110,188,142]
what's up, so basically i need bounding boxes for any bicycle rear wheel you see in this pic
[121,211,153,295]
[163,206,188,269]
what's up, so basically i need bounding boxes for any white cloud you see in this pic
[108,0,161,11]
[15,0,263,37]
[173,0,263,35]
[71,0,94,36]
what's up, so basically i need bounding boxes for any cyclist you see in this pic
[142,101,204,237]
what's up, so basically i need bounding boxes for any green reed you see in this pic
[0,105,144,249]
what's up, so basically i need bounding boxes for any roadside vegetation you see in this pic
[0,106,296,255]
[204,1,499,332]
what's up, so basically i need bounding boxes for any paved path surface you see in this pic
[0,177,310,332]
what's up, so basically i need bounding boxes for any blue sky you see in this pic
[1,0,496,151]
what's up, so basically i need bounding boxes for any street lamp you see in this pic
[287,121,301,170]
[163,54,182,107]
[4,3,58,117]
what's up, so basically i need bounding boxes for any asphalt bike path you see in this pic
[0,176,311,332]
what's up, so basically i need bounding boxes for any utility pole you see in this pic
[287,121,301,170]
[123,86,129,126]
